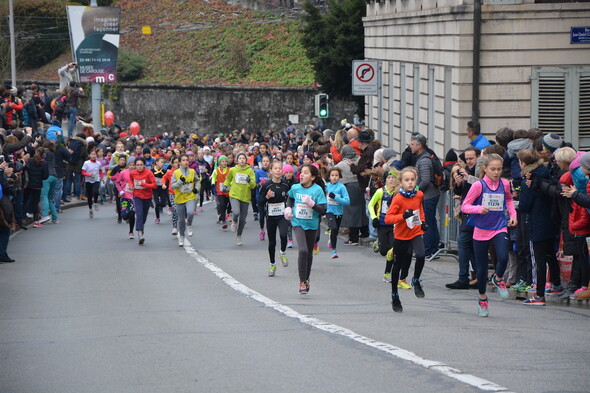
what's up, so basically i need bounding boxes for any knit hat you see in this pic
[283,164,294,174]
[217,155,228,164]
[127,156,136,164]
[340,144,357,159]
[143,147,150,155]
[542,133,562,153]
[304,152,314,161]
[382,148,397,161]
[579,152,590,171]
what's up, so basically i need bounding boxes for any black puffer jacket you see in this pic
[25,158,48,189]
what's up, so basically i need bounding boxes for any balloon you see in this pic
[104,111,114,126]
[130,122,140,136]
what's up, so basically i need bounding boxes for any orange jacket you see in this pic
[384,190,426,240]
[331,139,361,163]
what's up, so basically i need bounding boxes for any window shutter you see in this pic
[537,73,566,138]
[578,73,590,149]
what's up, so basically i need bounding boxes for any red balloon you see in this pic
[129,122,140,136]
[104,111,114,126]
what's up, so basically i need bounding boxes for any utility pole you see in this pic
[90,0,102,134]
[9,0,16,86]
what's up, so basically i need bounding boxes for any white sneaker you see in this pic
[231,222,237,232]
[39,215,51,224]
[178,236,185,247]
[94,205,99,212]
[187,226,193,237]
[236,236,243,246]
[171,228,178,236]
[89,210,94,219]
[26,213,33,219]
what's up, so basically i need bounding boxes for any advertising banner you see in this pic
[67,6,121,83]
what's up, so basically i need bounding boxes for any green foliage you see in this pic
[301,0,365,102]
[117,51,146,82]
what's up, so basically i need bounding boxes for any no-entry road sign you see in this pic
[352,60,379,96]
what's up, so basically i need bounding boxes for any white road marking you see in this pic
[183,239,514,393]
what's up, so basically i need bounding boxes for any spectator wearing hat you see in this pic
[466,120,490,151]
[410,133,441,257]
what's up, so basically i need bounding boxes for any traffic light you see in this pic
[315,93,329,118]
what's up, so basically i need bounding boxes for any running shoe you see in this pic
[89,210,94,219]
[305,279,310,292]
[94,205,99,212]
[139,236,145,245]
[526,285,537,295]
[118,217,122,224]
[545,285,563,295]
[226,214,231,221]
[32,221,44,228]
[545,282,552,291]
[39,215,51,224]
[178,236,185,247]
[259,230,265,241]
[344,240,359,246]
[511,279,527,292]
[155,218,160,224]
[200,206,204,212]
[478,298,489,317]
[327,240,332,249]
[523,296,545,306]
[279,251,288,267]
[253,212,258,221]
[324,229,331,235]
[26,213,33,219]
[331,250,338,259]
[268,264,276,277]
[573,287,587,296]
[398,279,411,290]
[231,222,237,232]
[187,226,194,237]
[391,294,403,313]
[171,228,178,236]
[167,207,172,215]
[129,232,134,239]
[287,240,293,248]
[236,236,243,246]
[313,243,319,255]
[299,281,308,294]
[491,274,509,299]
[383,273,392,283]
[412,278,425,298]
[222,222,228,230]
[373,241,379,253]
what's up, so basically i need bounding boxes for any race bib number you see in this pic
[268,202,285,216]
[156,177,162,186]
[295,204,313,220]
[482,193,504,211]
[235,173,249,185]
[327,195,338,205]
[91,174,99,182]
[381,200,390,214]
[406,209,422,229]
[180,183,193,193]
[134,180,145,189]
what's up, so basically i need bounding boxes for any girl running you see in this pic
[325,167,350,259]
[111,158,136,238]
[128,157,157,245]
[171,154,198,247]
[260,160,291,277]
[110,155,128,223]
[368,169,404,284]
[152,157,167,223]
[462,153,517,317]
[384,167,426,313]
[223,152,256,246]
[81,149,104,219]
[285,164,327,294]
[283,164,297,247]
[162,157,180,236]
[211,155,231,229]
[196,149,212,211]
[255,155,271,240]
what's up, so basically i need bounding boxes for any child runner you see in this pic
[260,160,291,276]
[384,167,427,313]
[152,157,167,223]
[255,156,271,240]
[111,158,136,238]
[81,149,104,219]
[283,164,297,247]
[196,149,212,211]
[171,154,198,247]
[462,153,517,317]
[325,167,350,259]
[162,157,180,236]
[211,155,231,230]
[109,155,128,223]
[223,152,256,246]
[285,164,327,294]
[96,148,109,204]
[369,169,398,282]
[128,157,157,245]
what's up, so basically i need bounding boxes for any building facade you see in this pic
[363,0,590,155]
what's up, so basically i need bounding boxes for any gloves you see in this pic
[421,223,429,232]
[328,192,336,199]
[244,175,251,183]
[402,209,414,219]
[372,218,380,228]
[192,188,198,194]
[284,206,293,220]
[220,183,230,193]
[179,175,186,183]
[302,194,315,208]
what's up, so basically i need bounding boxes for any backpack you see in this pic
[429,151,444,187]
[51,94,68,119]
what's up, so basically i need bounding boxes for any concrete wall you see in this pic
[363,0,590,155]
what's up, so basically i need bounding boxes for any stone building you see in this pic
[363,0,590,155]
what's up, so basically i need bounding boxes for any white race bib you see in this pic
[327,195,338,205]
[134,180,145,189]
[381,200,389,214]
[268,202,285,216]
[156,177,162,186]
[406,209,422,229]
[235,173,249,185]
[180,183,193,193]
[482,193,504,211]
[295,203,313,220]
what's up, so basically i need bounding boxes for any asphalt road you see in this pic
[1,201,589,393]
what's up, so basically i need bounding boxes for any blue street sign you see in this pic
[571,26,590,44]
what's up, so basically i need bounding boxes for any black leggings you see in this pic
[378,225,395,275]
[326,213,342,249]
[217,194,230,222]
[115,195,122,220]
[257,199,267,230]
[531,238,561,297]
[153,187,167,219]
[199,178,210,207]
[267,216,288,264]
[127,211,136,234]
[293,226,317,281]
[26,188,41,219]
[391,235,425,294]
[85,182,99,209]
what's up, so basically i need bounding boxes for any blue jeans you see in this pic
[423,195,440,255]
[457,229,476,283]
[64,170,81,199]
[366,205,377,239]
[41,175,58,219]
[54,178,64,211]
[67,107,78,137]
[473,232,509,295]
[134,197,151,232]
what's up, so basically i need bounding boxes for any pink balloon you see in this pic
[104,111,114,126]
[130,122,140,136]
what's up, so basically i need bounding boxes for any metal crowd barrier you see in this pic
[428,190,460,262]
